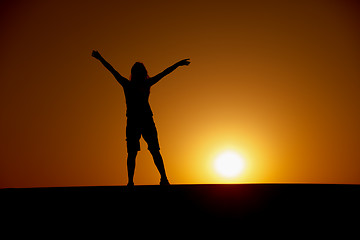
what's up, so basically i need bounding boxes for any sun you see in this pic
[214,150,245,178]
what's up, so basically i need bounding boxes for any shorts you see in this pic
[126,116,160,153]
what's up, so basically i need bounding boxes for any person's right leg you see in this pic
[126,117,141,186]
[127,151,137,186]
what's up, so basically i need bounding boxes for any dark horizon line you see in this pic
[2,182,359,190]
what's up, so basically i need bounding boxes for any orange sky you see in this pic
[1,0,360,188]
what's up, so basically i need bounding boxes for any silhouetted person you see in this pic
[92,50,190,186]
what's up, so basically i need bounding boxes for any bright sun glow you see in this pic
[214,150,245,178]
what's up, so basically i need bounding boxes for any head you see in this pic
[130,62,149,83]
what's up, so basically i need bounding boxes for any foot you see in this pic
[127,181,134,187]
[160,178,170,186]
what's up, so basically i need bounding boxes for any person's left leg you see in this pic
[142,117,169,185]
[149,149,169,184]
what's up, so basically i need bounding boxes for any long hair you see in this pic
[130,62,149,83]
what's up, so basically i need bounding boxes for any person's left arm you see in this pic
[148,58,190,86]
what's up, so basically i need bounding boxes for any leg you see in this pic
[149,149,169,183]
[142,117,169,184]
[127,151,137,186]
[125,118,141,186]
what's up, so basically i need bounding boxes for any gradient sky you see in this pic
[1,0,360,188]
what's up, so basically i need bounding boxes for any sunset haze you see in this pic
[1,0,360,188]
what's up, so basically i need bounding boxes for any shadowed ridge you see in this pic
[3,184,360,231]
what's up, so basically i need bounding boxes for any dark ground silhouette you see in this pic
[3,184,360,235]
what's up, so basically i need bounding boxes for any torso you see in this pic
[123,82,153,118]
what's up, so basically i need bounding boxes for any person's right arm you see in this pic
[92,50,128,87]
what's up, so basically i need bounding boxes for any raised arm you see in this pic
[148,58,190,86]
[92,50,128,87]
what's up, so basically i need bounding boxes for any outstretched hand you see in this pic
[92,50,102,60]
[177,58,191,66]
